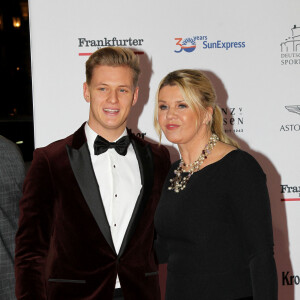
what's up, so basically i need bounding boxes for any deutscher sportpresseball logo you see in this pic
[280,25,300,65]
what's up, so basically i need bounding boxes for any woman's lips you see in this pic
[166,124,179,130]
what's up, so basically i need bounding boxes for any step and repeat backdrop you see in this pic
[29,0,300,298]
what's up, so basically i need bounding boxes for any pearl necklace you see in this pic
[168,134,219,193]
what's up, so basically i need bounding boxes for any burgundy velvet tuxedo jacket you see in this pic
[15,123,170,300]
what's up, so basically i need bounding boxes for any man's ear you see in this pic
[83,82,90,103]
[132,87,139,106]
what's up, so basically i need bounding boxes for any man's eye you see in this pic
[99,87,106,91]
[120,88,128,93]
[159,105,168,110]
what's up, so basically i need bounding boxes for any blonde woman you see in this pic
[154,69,277,300]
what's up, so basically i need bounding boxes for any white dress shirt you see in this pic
[84,123,142,289]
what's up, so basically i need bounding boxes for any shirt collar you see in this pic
[84,122,128,155]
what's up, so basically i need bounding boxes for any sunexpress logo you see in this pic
[174,36,246,53]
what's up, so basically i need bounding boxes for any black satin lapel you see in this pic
[118,140,154,257]
[66,143,116,254]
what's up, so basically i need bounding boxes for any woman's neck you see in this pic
[178,131,212,165]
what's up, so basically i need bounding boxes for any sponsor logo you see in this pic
[128,129,146,140]
[174,36,245,53]
[285,105,300,115]
[221,107,244,134]
[282,272,300,285]
[135,132,146,139]
[280,124,300,131]
[175,37,200,53]
[280,124,300,132]
[280,25,300,65]
[281,184,300,202]
[280,105,300,132]
[77,37,145,56]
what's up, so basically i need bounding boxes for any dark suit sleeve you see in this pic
[15,148,54,300]
[0,137,25,299]
[229,152,278,300]
[154,145,171,264]
[159,145,171,177]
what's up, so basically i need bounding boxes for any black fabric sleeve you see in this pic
[154,233,169,264]
[228,151,278,300]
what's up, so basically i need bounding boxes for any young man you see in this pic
[15,47,170,300]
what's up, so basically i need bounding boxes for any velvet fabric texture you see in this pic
[15,123,170,300]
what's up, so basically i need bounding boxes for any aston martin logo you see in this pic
[285,105,300,115]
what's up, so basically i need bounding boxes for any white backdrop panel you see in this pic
[29,0,300,298]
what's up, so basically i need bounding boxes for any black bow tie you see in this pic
[94,135,130,156]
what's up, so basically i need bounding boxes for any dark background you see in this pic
[0,0,34,162]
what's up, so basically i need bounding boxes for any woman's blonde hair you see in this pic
[154,69,238,147]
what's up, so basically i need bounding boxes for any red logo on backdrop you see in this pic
[174,37,197,53]
[281,185,300,202]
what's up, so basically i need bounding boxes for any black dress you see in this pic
[154,150,277,300]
